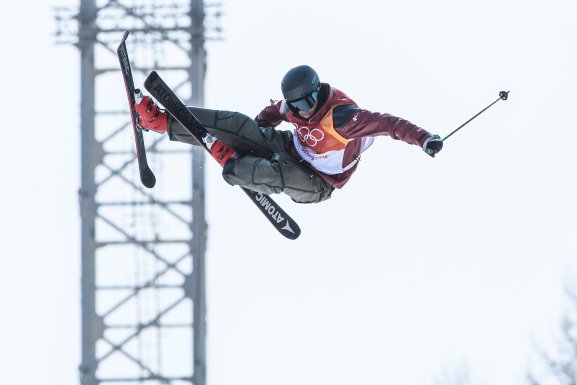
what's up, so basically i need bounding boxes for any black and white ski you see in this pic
[117,31,156,188]
[144,70,301,240]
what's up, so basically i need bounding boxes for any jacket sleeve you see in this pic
[340,109,432,147]
[254,100,286,128]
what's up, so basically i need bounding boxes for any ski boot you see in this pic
[202,133,238,167]
[134,92,168,134]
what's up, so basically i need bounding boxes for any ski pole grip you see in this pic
[134,88,143,104]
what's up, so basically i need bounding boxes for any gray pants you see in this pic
[167,107,334,203]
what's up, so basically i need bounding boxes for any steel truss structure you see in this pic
[55,1,222,384]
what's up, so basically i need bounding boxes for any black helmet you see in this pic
[281,65,320,102]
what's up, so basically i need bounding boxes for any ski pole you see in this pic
[442,91,509,142]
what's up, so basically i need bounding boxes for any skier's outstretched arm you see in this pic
[339,108,443,156]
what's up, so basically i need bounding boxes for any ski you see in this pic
[117,31,156,188]
[144,70,301,240]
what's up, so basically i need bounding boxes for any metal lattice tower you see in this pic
[54,1,222,384]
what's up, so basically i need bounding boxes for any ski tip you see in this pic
[118,31,129,49]
[141,169,156,189]
[144,70,160,89]
[242,188,302,240]
[280,217,301,240]
[282,223,301,240]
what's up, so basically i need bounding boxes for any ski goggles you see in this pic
[287,90,319,111]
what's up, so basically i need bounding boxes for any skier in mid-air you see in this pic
[135,65,443,203]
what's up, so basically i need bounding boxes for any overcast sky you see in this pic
[1,0,576,385]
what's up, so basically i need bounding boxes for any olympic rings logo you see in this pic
[297,127,325,147]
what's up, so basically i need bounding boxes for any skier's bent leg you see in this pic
[222,154,334,204]
[168,107,287,157]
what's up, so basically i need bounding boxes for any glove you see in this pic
[135,95,168,134]
[423,134,443,157]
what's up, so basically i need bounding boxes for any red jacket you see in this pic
[255,83,433,188]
